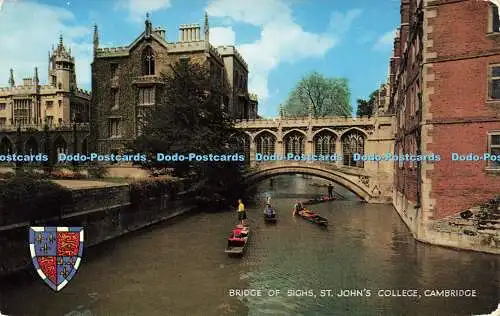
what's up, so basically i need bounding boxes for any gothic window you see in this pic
[46,116,54,126]
[229,133,250,162]
[136,107,150,136]
[284,131,305,156]
[142,46,155,75]
[24,137,38,155]
[255,132,276,156]
[488,132,500,169]
[314,131,336,156]
[491,4,500,33]
[0,117,6,127]
[110,63,118,77]
[0,137,12,154]
[108,118,121,138]
[53,137,67,156]
[488,65,500,100]
[13,99,31,126]
[138,88,155,105]
[0,103,5,110]
[342,130,365,168]
[112,89,119,109]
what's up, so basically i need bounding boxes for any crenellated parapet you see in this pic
[216,45,248,70]
[95,47,129,58]
[74,88,91,98]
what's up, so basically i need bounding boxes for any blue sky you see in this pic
[0,0,399,117]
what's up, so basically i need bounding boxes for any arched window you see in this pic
[284,131,305,156]
[142,46,155,75]
[314,131,336,156]
[0,137,13,155]
[255,132,275,156]
[229,133,250,162]
[25,137,38,155]
[342,130,364,168]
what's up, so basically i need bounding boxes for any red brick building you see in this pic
[390,0,500,239]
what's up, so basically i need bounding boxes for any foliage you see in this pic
[282,72,352,117]
[87,163,108,178]
[131,60,251,207]
[0,176,73,225]
[356,89,379,117]
[129,177,179,207]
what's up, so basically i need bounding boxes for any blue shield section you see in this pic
[29,227,84,291]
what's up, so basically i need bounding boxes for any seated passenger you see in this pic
[293,201,304,215]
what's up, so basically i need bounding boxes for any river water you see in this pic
[0,175,498,316]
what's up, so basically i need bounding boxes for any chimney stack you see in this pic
[154,27,166,39]
[179,24,201,42]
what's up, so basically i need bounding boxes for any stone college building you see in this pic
[0,36,91,158]
[90,14,258,154]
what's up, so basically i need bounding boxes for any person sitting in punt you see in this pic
[293,201,304,215]
[265,204,275,217]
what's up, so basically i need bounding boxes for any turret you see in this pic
[8,68,14,87]
[93,24,99,53]
[33,67,39,85]
[48,34,76,91]
[204,12,209,43]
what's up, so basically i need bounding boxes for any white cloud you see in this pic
[0,1,92,88]
[210,27,236,46]
[206,0,359,109]
[373,30,396,51]
[115,0,171,22]
[329,9,362,35]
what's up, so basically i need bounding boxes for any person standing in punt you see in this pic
[237,199,247,226]
[327,183,334,199]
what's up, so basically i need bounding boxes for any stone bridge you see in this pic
[234,115,395,203]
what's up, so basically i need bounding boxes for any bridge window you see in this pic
[255,132,275,156]
[284,131,305,156]
[342,131,364,168]
[314,131,336,157]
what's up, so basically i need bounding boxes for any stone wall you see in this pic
[0,182,193,277]
[394,196,500,255]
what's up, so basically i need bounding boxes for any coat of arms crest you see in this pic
[29,227,84,291]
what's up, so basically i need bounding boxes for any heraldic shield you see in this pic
[29,227,84,291]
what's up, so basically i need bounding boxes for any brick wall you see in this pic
[425,1,500,218]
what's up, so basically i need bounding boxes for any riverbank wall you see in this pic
[0,179,195,277]
[393,193,500,255]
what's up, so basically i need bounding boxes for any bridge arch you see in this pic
[244,163,372,201]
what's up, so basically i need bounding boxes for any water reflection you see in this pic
[0,175,498,316]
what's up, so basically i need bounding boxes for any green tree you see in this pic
[131,60,249,207]
[282,72,352,117]
[356,89,379,117]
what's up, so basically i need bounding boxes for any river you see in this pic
[0,175,498,316]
